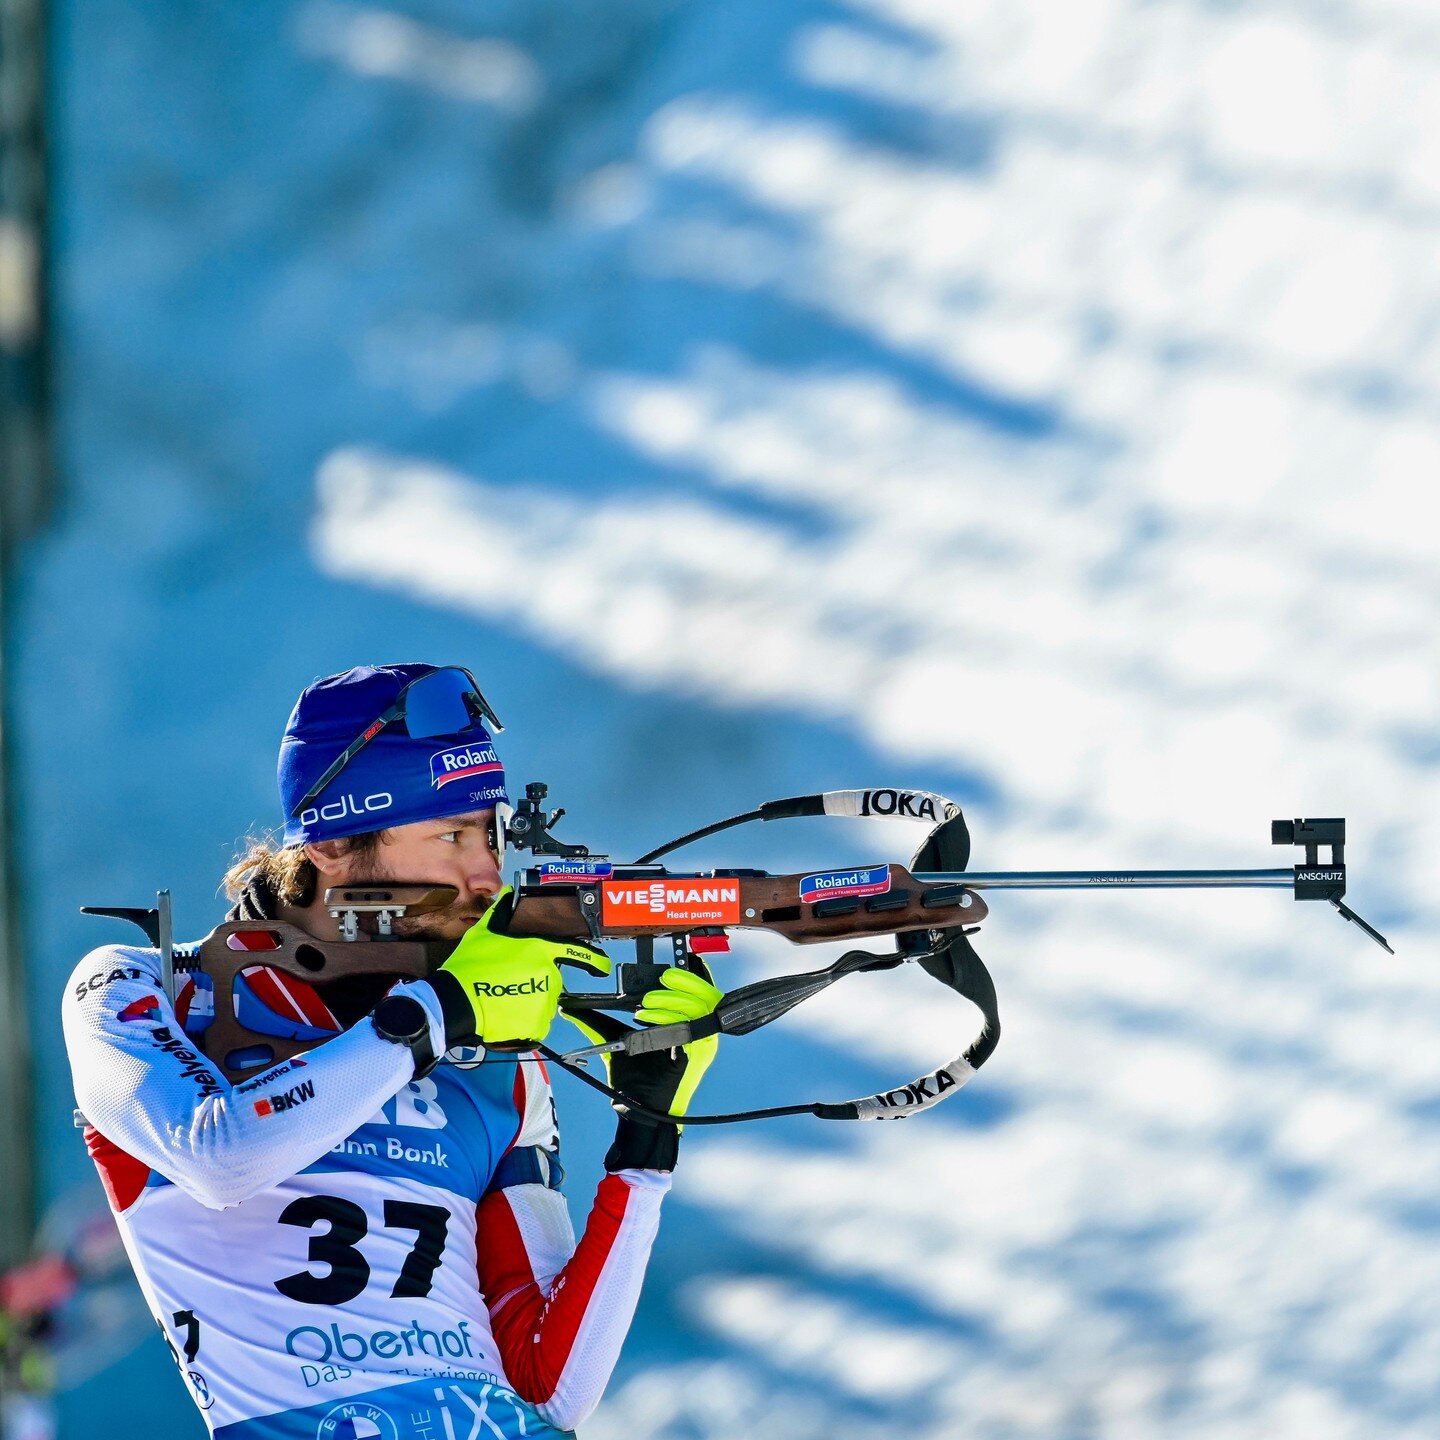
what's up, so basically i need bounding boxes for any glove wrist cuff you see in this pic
[605,1116,679,1172]
[418,971,479,1047]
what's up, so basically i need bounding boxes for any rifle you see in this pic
[84,785,1389,1127]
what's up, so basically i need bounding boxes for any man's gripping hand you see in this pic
[568,961,723,1171]
[424,888,610,1050]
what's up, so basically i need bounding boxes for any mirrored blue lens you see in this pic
[402,668,486,738]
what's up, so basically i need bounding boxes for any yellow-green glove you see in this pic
[425,888,611,1050]
[634,967,722,1116]
[568,961,723,1170]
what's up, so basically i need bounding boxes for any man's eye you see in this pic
[437,831,459,844]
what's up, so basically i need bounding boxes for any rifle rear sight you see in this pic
[505,782,591,859]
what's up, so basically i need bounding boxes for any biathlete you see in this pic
[63,664,721,1440]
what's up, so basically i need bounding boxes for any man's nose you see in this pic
[465,849,503,901]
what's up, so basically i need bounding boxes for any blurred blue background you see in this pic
[8,0,1439,1436]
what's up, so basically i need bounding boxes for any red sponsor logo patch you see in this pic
[253,1098,273,1117]
[600,878,741,927]
[118,994,161,1023]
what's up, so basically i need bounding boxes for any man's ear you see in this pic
[305,840,349,879]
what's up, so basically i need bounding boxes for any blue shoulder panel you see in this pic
[297,1059,529,1204]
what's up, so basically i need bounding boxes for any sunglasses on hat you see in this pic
[289,666,503,820]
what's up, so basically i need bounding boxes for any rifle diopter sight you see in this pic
[505,782,591,859]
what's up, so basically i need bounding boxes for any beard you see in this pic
[391,907,483,943]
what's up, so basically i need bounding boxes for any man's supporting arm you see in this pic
[63,945,444,1210]
[473,1056,671,1432]
[477,1165,669,1432]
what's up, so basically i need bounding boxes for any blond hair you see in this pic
[222,829,387,906]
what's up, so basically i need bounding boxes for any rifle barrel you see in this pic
[914,868,1294,891]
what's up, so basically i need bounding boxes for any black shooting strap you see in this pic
[908,807,1001,1072]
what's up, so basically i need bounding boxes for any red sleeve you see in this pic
[475,1170,669,1431]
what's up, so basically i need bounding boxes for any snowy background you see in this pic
[12,0,1439,1436]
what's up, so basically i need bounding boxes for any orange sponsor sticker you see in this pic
[601,878,742,927]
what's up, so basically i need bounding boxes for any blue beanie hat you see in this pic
[278,664,509,846]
